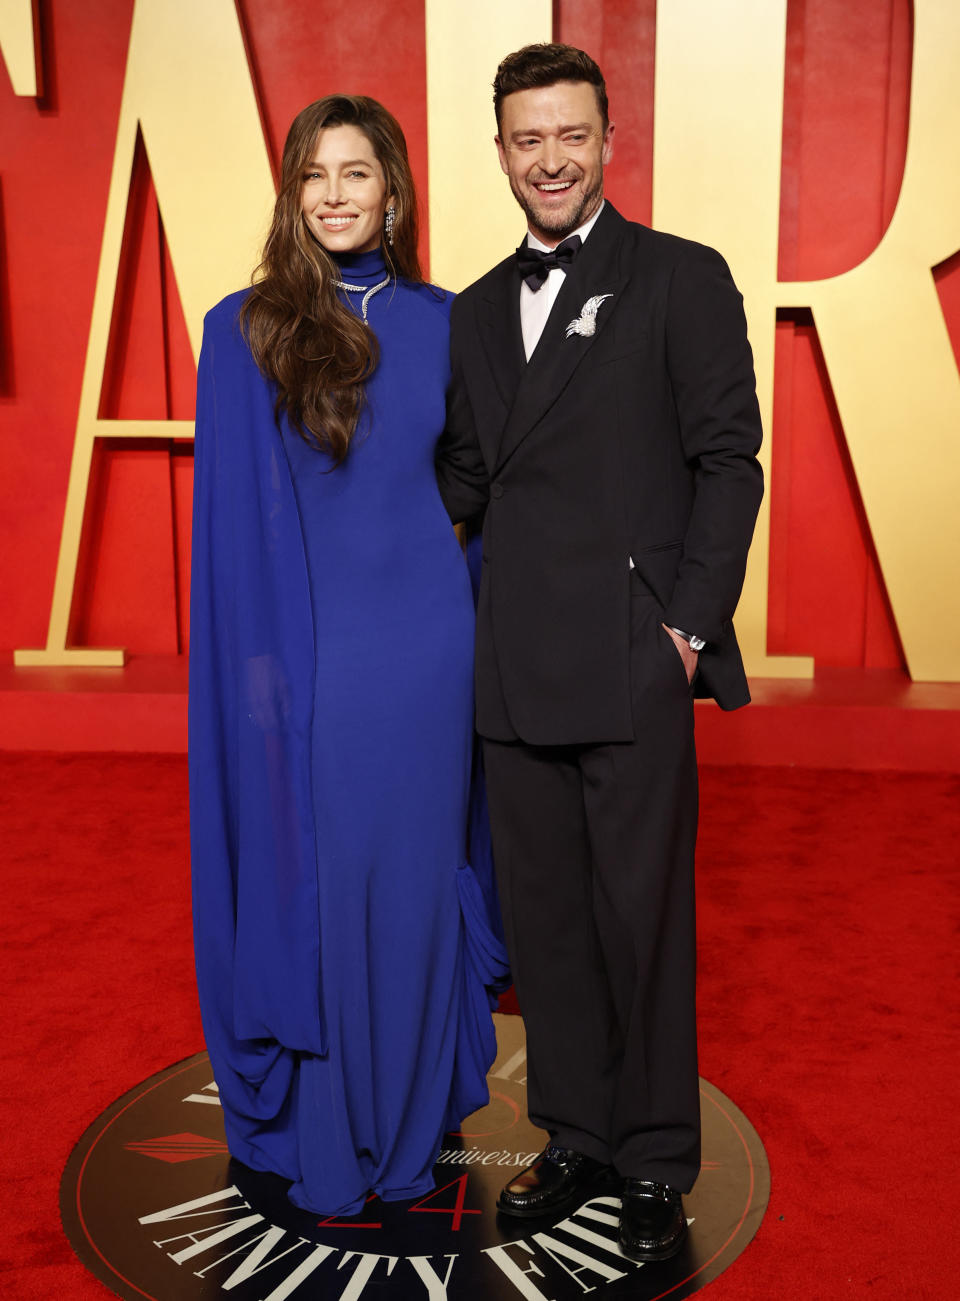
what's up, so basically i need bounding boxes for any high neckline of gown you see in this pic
[332,246,388,282]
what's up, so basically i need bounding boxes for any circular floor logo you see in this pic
[61,1015,769,1300]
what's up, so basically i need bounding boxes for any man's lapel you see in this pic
[495,203,630,471]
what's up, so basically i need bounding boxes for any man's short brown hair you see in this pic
[493,43,609,133]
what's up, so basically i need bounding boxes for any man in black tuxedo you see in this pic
[436,44,763,1262]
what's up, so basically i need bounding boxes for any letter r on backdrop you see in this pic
[654,0,960,682]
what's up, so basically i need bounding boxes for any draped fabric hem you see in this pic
[287,1172,440,1219]
[228,1132,299,1186]
[444,862,511,1131]
[287,1176,371,1218]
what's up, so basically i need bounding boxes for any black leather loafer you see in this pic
[496,1145,614,1219]
[618,1179,686,1261]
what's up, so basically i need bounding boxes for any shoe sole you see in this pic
[496,1170,619,1220]
[495,1191,582,1220]
[618,1223,687,1263]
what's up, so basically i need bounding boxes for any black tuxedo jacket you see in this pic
[437,202,764,745]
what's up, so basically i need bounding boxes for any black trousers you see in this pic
[482,577,701,1191]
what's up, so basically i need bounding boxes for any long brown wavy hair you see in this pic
[241,95,424,463]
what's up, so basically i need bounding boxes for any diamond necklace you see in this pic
[335,274,391,321]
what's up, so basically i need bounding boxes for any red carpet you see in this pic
[1,753,957,1297]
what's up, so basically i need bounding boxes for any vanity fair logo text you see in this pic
[60,1020,767,1299]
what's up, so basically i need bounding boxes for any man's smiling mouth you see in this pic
[534,180,575,192]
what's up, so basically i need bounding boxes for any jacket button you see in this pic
[491,483,505,499]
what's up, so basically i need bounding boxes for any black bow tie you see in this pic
[515,234,583,291]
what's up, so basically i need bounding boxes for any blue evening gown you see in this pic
[188,247,508,1216]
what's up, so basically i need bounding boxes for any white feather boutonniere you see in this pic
[565,293,613,338]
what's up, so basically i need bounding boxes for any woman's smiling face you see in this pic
[301,124,392,255]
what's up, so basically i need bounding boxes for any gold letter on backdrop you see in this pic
[16,0,274,666]
[783,0,960,683]
[655,0,960,683]
[0,0,40,97]
[653,0,812,679]
[425,0,551,291]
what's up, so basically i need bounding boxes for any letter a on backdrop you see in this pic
[15,0,274,666]
[0,0,41,96]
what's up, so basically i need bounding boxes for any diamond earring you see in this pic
[384,206,395,245]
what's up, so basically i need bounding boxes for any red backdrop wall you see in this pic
[2,0,956,670]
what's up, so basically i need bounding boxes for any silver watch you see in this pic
[670,627,706,652]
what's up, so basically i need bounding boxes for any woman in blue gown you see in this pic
[189,95,508,1217]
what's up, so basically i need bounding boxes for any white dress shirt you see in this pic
[519,202,605,361]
